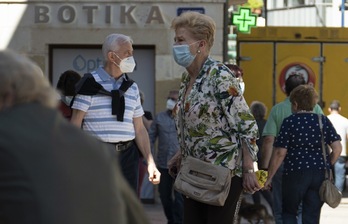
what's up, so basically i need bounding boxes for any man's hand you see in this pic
[147,162,161,184]
[263,178,272,191]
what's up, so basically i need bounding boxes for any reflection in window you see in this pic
[269,0,335,9]
[284,0,305,7]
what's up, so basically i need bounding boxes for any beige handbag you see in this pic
[318,115,342,208]
[173,108,237,206]
[174,155,235,206]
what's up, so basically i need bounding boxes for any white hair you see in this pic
[102,34,133,61]
[0,50,58,109]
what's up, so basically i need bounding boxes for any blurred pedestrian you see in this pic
[56,70,81,120]
[225,63,245,94]
[250,101,273,208]
[137,91,154,199]
[0,49,150,224]
[327,100,348,192]
[149,90,183,224]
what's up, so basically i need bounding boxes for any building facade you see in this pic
[267,0,348,27]
[0,0,227,114]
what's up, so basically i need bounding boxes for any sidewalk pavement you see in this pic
[143,190,348,224]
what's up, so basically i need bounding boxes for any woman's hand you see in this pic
[242,172,261,193]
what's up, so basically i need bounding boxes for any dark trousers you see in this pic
[158,167,184,224]
[118,143,140,193]
[282,170,325,224]
[183,176,243,224]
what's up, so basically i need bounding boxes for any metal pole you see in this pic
[342,0,345,27]
[264,0,267,26]
[223,2,229,63]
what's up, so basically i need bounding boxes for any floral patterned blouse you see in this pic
[173,57,259,176]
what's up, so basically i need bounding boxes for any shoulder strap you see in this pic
[318,114,331,179]
[75,73,111,96]
[69,96,76,108]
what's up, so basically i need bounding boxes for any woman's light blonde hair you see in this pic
[0,50,58,109]
[171,11,216,52]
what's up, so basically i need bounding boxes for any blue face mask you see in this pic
[172,42,199,67]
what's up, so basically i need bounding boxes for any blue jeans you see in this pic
[118,143,139,193]
[282,170,325,224]
[272,163,283,224]
[334,156,346,192]
[158,167,183,224]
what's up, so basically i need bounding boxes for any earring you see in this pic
[197,50,201,53]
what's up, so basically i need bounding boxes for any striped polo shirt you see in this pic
[72,67,144,143]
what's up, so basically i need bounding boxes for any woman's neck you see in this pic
[186,55,208,79]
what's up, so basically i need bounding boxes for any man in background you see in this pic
[148,90,183,224]
[328,100,348,192]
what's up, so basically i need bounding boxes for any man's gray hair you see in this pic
[0,50,58,109]
[329,100,340,111]
[102,34,133,61]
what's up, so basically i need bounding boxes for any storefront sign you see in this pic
[177,7,205,16]
[34,4,165,24]
[232,7,257,33]
[279,62,316,93]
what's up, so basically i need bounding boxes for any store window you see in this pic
[284,0,305,7]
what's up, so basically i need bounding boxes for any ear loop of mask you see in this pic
[191,40,202,54]
[111,52,121,68]
[188,40,201,57]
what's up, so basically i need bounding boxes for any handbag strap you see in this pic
[318,114,330,179]
[179,106,186,151]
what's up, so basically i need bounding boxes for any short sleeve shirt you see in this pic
[72,67,144,142]
[327,113,348,156]
[262,97,323,137]
[274,113,341,174]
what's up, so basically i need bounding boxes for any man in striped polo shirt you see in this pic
[71,33,161,192]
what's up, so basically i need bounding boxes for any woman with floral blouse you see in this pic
[264,85,342,224]
[168,11,260,224]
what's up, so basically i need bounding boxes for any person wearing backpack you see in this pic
[70,33,160,192]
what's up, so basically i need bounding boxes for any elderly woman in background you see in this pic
[264,85,342,224]
[169,11,260,224]
[249,101,273,208]
[225,63,245,94]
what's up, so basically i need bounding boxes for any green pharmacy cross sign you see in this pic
[232,7,257,33]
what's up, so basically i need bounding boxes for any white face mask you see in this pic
[113,53,136,73]
[166,99,177,110]
[239,82,245,95]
